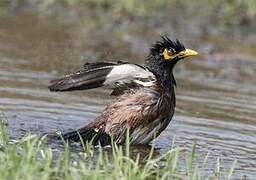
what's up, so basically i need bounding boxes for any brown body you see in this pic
[86,83,175,144]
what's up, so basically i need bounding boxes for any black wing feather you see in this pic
[83,61,127,69]
[49,64,114,91]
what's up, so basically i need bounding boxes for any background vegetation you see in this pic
[1,0,256,35]
[1,0,256,55]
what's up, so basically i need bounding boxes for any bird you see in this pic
[49,36,198,145]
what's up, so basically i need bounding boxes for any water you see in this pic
[0,15,256,178]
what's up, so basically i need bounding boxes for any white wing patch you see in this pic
[104,64,156,88]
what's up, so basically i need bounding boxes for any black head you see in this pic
[146,36,198,89]
[149,36,198,63]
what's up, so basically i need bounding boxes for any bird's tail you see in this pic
[61,127,111,146]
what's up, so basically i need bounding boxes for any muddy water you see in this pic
[0,15,256,178]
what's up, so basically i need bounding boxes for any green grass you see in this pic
[0,119,237,180]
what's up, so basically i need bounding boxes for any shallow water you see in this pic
[0,15,256,178]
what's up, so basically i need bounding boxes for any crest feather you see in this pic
[150,36,185,55]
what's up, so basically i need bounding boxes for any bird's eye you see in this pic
[168,48,176,55]
[161,48,174,60]
[161,48,178,60]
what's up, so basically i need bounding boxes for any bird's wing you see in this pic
[49,62,156,95]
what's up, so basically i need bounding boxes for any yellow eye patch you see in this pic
[161,48,175,60]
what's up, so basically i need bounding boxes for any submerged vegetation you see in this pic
[0,119,236,180]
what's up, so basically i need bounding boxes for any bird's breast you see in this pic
[128,89,175,144]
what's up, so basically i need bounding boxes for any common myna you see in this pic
[49,36,198,145]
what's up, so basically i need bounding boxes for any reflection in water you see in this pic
[0,15,256,178]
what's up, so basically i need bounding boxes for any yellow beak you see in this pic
[162,48,199,61]
[179,48,198,58]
